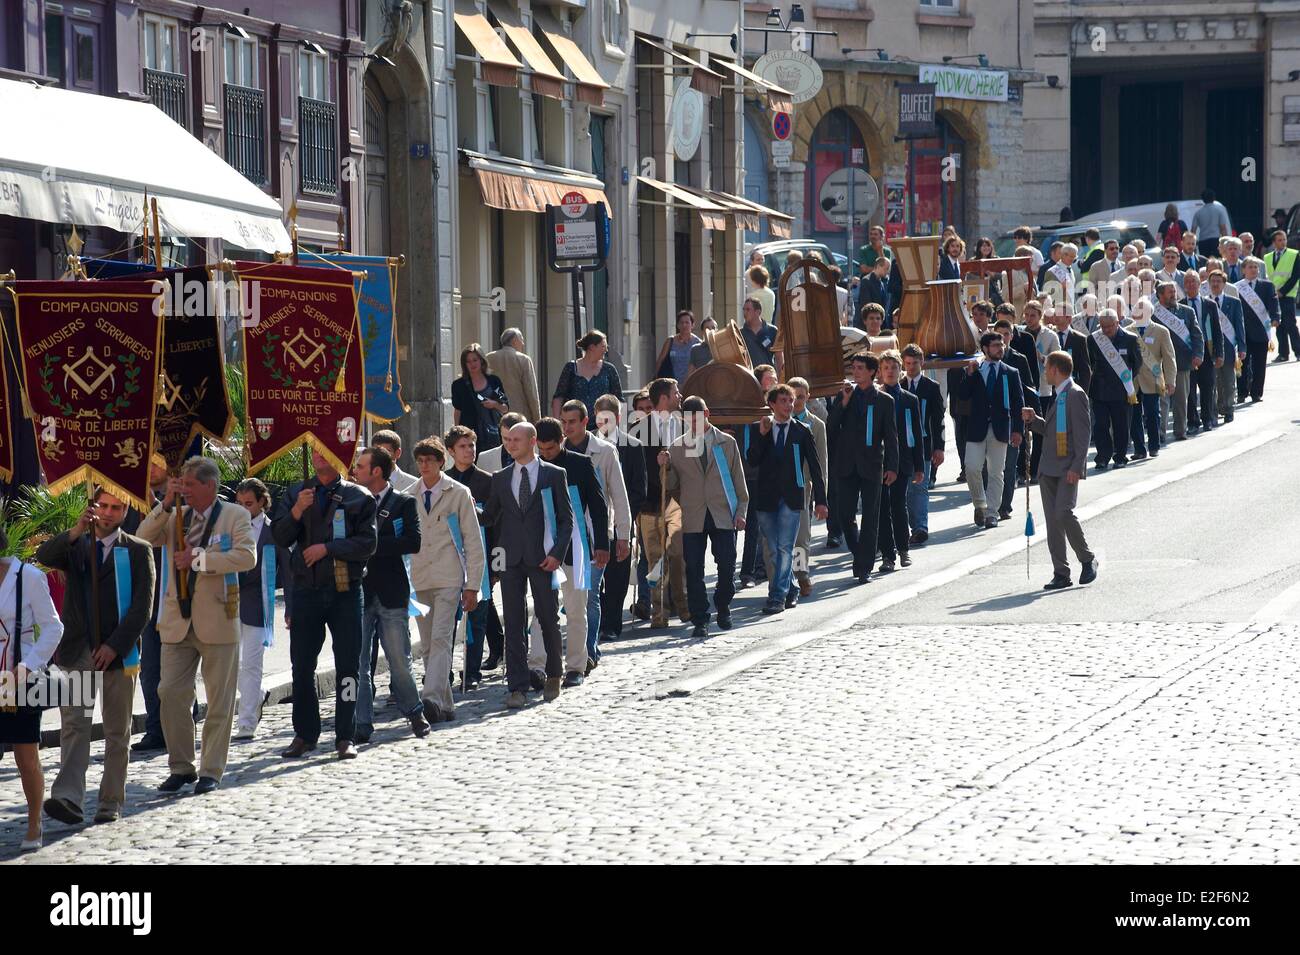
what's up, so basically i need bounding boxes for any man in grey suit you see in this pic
[1150,281,1203,441]
[486,328,542,423]
[1207,269,1247,423]
[1022,351,1096,591]
[482,421,573,708]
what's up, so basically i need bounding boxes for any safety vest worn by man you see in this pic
[1264,245,1299,300]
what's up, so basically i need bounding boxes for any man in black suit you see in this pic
[958,332,1025,528]
[1178,231,1206,273]
[1237,257,1281,402]
[1151,279,1203,441]
[875,352,924,572]
[483,421,573,708]
[946,300,995,483]
[826,351,899,584]
[992,318,1040,520]
[1086,309,1142,469]
[746,383,827,614]
[535,417,608,688]
[1037,241,1064,288]
[593,395,646,642]
[900,344,944,545]
[1182,271,1224,432]
[1049,302,1093,391]
[938,236,964,280]
[858,256,893,329]
[350,445,426,740]
[446,425,504,685]
[37,490,155,826]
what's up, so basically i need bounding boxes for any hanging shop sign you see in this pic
[753,50,823,106]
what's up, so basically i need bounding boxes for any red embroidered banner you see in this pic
[7,280,164,510]
[235,262,364,476]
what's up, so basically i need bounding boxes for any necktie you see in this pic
[96,539,105,565]
[518,465,531,512]
[423,489,432,514]
[186,513,205,547]
[317,484,331,516]
[775,423,786,454]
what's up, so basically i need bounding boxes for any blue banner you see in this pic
[303,253,409,422]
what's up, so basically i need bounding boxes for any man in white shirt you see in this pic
[1191,189,1233,258]
[1154,246,1185,300]
[372,429,418,493]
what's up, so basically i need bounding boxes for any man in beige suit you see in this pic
[658,396,749,639]
[1128,296,1177,460]
[1022,352,1097,590]
[1086,239,1122,301]
[135,456,255,794]
[487,328,542,423]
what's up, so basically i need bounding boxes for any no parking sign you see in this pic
[772,111,792,141]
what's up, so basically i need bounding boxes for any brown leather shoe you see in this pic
[281,737,317,758]
[543,676,562,702]
[505,691,527,709]
[798,577,813,598]
[408,713,431,738]
[336,740,358,760]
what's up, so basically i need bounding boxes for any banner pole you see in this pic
[87,477,102,655]
[150,198,164,270]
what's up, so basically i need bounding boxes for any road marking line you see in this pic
[652,428,1284,699]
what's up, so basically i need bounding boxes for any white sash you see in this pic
[1032,326,1058,397]
[1154,301,1192,349]
[1215,298,1236,347]
[1090,329,1135,397]
[1048,263,1074,303]
[1235,280,1275,339]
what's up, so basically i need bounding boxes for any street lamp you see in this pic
[766,4,805,30]
[942,53,990,68]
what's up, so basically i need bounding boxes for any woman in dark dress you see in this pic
[969,235,1004,304]
[451,343,509,455]
[552,329,623,424]
[0,524,65,851]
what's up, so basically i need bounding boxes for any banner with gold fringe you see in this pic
[6,280,164,511]
[235,262,364,476]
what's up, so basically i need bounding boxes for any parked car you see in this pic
[1276,203,1300,249]
[1075,200,1205,242]
[745,239,843,289]
[994,220,1156,260]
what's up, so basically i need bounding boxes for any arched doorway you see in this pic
[743,113,770,246]
[804,108,869,263]
[363,79,389,255]
[906,115,967,239]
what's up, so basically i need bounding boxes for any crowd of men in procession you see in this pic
[2,214,1290,852]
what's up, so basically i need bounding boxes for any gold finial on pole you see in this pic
[150,198,164,270]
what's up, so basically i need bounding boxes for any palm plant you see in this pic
[0,483,88,560]
[211,363,305,483]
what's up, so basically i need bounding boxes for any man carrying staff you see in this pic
[273,449,377,761]
[38,490,155,825]
[1022,351,1098,590]
[136,457,256,794]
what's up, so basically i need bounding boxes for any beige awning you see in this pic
[462,151,611,217]
[537,27,610,106]
[489,5,566,100]
[710,56,793,113]
[454,10,521,87]
[636,176,727,230]
[697,189,761,232]
[726,193,794,238]
[635,35,724,98]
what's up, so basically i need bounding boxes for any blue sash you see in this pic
[260,544,276,648]
[743,425,750,456]
[1001,373,1010,411]
[865,405,875,447]
[215,533,239,597]
[904,407,916,448]
[156,546,168,626]
[111,547,140,676]
[567,485,591,591]
[920,398,928,437]
[392,515,429,617]
[711,443,738,519]
[477,527,491,600]
[540,486,563,590]
[331,509,346,541]
[792,442,804,489]
[446,512,469,588]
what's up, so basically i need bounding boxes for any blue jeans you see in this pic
[357,601,422,733]
[585,562,606,662]
[754,501,802,607]
[906,460,932,532]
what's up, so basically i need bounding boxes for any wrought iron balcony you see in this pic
[144,68,188,128]
[299,96,338,196]
[224,83,267,186]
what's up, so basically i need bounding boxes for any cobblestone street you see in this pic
[4,370,1300,865]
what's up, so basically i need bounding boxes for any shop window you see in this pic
[804,108,869,263]
[906,117,965,238]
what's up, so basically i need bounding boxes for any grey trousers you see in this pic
[1039,474,1094,580]
[1216,361,1237,417]
[1171,369,1191,438]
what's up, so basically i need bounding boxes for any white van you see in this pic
[1076,200,1204,242]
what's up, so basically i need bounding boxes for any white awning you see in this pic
[0,77,290,254]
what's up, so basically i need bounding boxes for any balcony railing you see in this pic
[299,97,338,196]
[144,68,188,128]
[224,83,266,186]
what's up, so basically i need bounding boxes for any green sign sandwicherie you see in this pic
[917,64,1008,103]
